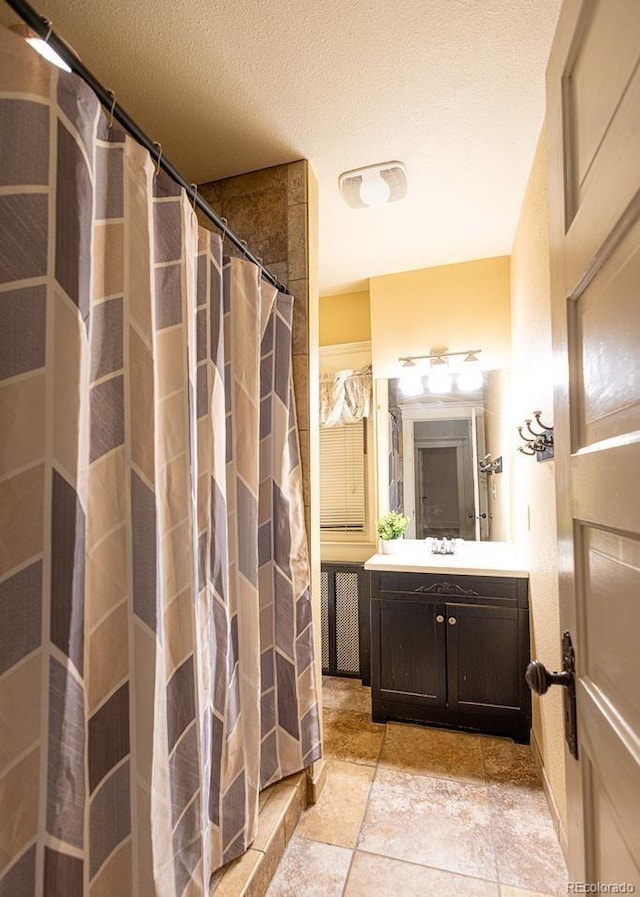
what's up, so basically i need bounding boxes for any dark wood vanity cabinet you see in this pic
[370,571,531,742]
[377,596,447,707]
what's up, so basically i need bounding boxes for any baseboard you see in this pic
[530,729,568,861]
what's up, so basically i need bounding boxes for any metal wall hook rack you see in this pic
[516,410,554,461]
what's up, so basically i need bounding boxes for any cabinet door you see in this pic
[446,602,522,714]
[375,597,446,707]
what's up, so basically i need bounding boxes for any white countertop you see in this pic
[364,541,529,577]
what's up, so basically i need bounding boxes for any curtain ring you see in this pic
[219,217,228,244]
[42,17,53,43]
[106,89,116,129]
[191,183,198,211]
[152,142,162,177]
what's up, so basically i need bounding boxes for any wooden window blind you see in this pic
[319,422,366,532]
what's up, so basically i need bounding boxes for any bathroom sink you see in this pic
[365,540,528,577]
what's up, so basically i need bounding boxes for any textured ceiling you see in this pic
[1,0,561,294]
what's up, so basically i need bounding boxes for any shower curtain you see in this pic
[0,26,320,897]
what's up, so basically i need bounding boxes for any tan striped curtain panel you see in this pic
[0,26,320,897]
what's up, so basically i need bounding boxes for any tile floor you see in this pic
[265,676,567,897]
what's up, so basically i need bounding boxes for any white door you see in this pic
[546,0,640,883]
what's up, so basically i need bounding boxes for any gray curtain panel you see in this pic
[0,26,320,897]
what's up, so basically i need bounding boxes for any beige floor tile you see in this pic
[322,676,371,713]
[263,703,565,897]
[488,783,567,896]
[359,768,497,881]
[379,722,486,783]
[295,759,374,848]
[500,886,557,897]
[481,736,541,787]
[344,851,500,897]
[265,835,352,897]
[322,708,385,766]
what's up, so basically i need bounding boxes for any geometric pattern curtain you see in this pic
[0,27,320,897]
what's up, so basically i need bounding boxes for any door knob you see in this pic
[526,633,579,760]
[448,617,457,626]
[525,660,571,695]
[435,614,445,623]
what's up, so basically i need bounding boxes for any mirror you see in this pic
[385,370,511,541]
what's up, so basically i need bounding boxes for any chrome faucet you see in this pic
[429,536,456,555]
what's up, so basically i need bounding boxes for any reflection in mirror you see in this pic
[388,371,510,541]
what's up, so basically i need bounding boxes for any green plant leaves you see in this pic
[376,511,409,540]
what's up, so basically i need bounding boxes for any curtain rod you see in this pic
[320,364,372,380]
[3,0,290,295]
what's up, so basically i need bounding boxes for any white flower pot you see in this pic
[380,537,404,555]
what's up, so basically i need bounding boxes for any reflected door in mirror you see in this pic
[415,440,475,539]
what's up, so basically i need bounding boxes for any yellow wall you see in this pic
[511,126,567,845]
[369,256,511,378]
[319,290,370,346]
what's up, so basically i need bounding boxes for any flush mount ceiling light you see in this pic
[339,161,408,209]
[10,22,73,72]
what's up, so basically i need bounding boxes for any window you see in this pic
[319,422,366,532]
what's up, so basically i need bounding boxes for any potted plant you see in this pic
[376,511,409,554]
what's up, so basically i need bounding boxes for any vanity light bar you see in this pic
[399,349,482,365]
[399,349,483,395]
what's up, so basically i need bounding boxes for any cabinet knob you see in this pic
[448,616,457,625]
[435,614,444,623]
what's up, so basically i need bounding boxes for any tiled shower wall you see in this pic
[198,161,315,544]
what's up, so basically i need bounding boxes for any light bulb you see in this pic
[25,37,72,72]
[458,368,483,391]
[428,369,452,394]
[399,373,423,396]
[359,169,391,207]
